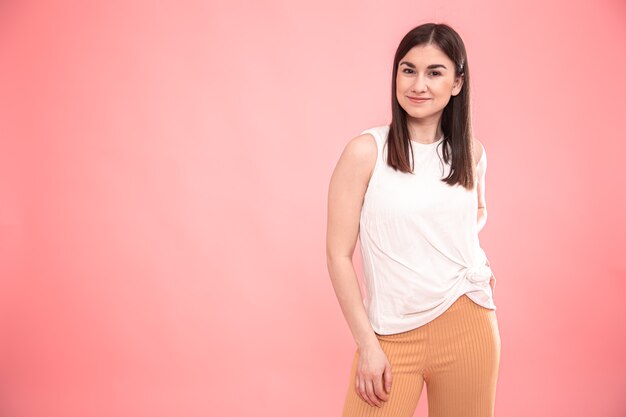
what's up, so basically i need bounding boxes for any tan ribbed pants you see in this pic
[342,294,501,417]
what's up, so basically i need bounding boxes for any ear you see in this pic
[452,74,464,96]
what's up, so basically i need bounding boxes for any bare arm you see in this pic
[326,133,379,350]
[474,139,495,290]
[474,139,488,233]
[326,132,393,407]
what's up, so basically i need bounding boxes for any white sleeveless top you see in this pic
[359,125,495,335]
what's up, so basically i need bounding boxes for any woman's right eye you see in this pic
[403,69,414,74]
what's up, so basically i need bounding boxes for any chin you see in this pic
[408,110,439,120]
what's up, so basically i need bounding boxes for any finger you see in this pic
[373,374,389,402]
[365,378,382,407]
[383,364,393,395]
[357,376,374,407]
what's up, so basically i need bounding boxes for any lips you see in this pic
[407,96,430,103]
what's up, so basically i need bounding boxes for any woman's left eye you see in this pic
[430,71,441,76]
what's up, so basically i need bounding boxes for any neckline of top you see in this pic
[410,134,444,146]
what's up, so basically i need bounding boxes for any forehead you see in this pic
[399,44,454,68]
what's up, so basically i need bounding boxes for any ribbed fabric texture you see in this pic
[342,294,501,417]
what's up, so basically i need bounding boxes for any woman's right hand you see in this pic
[355,344,393,407]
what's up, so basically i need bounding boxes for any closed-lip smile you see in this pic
[408,96,430,101]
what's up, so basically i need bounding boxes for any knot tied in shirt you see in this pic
[462,263,493,286]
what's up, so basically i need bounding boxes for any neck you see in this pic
[406,117,443,143]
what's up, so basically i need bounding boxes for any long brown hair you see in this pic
[387,23,476,190]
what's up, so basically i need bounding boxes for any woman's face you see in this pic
[395,44,464,120]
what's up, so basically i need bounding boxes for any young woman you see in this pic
[326,23,500,417]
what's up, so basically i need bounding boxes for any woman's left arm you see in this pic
[475,140,488,233]
[474,139,495,293]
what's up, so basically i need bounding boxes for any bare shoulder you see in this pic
[346,132,378,161]
[339,132,378,180]
[472,137,485,166]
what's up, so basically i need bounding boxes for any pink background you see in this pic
[1,1,625,416]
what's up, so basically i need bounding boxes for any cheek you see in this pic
[431,82,454,98]
[395,82,404,98]
[396,75,409,90]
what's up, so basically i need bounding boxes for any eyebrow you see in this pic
[399,61,448,70]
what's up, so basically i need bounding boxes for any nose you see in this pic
[412,74,428,92]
